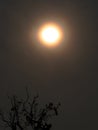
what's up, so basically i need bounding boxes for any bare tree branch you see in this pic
[0,88,60,130]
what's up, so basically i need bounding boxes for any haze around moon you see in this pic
[37,23,63,47]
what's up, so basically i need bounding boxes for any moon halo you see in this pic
[37,23,63,47]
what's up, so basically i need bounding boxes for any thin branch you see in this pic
[0,111,10,126]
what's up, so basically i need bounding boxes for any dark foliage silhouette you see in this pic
[0,88,60,130]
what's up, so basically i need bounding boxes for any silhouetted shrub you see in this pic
[0,88,60,130]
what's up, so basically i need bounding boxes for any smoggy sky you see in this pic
[0,0,98,130]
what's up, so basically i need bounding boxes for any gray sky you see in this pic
[0,0,98,130]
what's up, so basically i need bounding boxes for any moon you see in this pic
[38,23,63,47]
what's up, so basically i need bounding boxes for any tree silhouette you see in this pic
[0,88,60,130]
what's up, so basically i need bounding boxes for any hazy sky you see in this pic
[0,0,98,130]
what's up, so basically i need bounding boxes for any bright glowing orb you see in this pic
[38,23,63,47]
[41,26,59,43]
